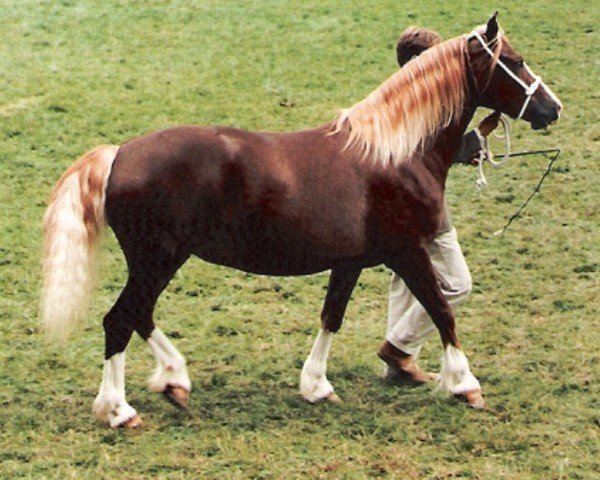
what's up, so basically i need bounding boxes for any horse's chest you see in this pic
[369,175,443,239]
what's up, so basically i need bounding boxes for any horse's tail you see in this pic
[40,145,120,341]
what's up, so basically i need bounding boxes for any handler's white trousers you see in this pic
[386,227,472,359]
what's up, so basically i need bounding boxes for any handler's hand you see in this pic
[466,111,502,165]
[478,111,501,137]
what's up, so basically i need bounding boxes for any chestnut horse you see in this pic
[41,15,561,428]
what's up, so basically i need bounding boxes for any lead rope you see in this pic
[493,147,561,235]
[473,113,512,190]
[470,115,561,235]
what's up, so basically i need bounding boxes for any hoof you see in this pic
[163,385,190,409]
[326,392,343,404]
[113,414,143,429]
[307,391,342,404]
[459,389,485,409]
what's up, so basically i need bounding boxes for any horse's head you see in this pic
[466,13,562,130]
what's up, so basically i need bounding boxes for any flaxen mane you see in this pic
[334,35,478,167]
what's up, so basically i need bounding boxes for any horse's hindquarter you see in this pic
[106,125,372,275]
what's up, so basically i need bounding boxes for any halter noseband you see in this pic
[466,31,542,120]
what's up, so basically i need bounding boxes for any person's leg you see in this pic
[381,227,472,381]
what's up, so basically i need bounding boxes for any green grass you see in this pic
[1,0,598,478]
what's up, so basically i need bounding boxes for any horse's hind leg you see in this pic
[93,275,146,428]
[93,250,190,427]
[300,266,361,403]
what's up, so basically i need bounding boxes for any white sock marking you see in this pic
[439,345,481,395]
[147,328,191,393]
[300,329,335,402]
[92,353,138,428]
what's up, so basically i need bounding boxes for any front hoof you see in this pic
[300,377,336,404]
[163,385,190,409]
[457,389,485,409]
[112,414,143,429]
[302,389,342,404]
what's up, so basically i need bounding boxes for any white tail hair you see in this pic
[40,145,119,341]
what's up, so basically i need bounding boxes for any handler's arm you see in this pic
[453,111,501,165]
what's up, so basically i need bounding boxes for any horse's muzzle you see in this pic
[531,105,561,130]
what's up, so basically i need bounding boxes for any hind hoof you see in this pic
[164,385,190,409]
[326,392,343,404]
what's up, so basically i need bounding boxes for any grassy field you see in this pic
[1,0,598,478]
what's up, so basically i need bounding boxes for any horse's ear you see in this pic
[485,11,499,41]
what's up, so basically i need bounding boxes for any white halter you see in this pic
[468,31,542,120]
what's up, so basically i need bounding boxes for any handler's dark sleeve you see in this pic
[453,130,482,165]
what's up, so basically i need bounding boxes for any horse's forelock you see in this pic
[334,36,467,167]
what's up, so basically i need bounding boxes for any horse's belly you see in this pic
[190,214,357,276]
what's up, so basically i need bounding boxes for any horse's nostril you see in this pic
[554,99,563,115]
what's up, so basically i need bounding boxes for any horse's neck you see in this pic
[422,104,477,186]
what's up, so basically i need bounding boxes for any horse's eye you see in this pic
[514,59,524,69]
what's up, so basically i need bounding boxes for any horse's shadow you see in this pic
[138,367,448,437]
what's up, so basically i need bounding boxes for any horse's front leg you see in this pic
[300,266,361,403]
[386,244,483,408]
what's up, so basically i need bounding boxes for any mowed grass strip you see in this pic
[0,1,598,478]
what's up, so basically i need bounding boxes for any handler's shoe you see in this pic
[378,341,439,384]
